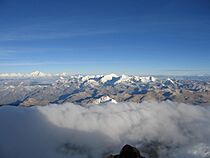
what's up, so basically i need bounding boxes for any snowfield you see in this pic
[0,72,210,106]
[1,102,210,158]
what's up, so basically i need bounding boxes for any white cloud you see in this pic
[0,102,210,158]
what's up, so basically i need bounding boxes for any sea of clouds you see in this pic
[0,102,210,158]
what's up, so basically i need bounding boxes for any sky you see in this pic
[0,0,210,75]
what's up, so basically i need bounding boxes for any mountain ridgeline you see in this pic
[0,72,210,107]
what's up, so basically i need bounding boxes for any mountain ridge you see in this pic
[0,72,209,107]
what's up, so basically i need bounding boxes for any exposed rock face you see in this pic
[106,145,145,158]
[0,74,210,106]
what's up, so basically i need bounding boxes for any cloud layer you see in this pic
[0,102,210,158]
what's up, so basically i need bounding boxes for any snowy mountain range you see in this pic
[1,72,210,158]
[0,71,210,106]
[0,71,58,78]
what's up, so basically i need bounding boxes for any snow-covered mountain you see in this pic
[100,73,119,84]
[30,71,51,77]
[0,72,210,106]
[0,71,68,78]
[0,71,51,78]
[90,96,118,104]
[1,72,210,158]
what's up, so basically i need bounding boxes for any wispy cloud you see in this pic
[0,15,154,42]
[0,29,120,41]
[0,50,17,55]
[0,50,17,61]
[0,60,128,67]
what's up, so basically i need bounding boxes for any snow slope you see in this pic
[91,96,118,104]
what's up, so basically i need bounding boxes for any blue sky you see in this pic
[0,0,210,75]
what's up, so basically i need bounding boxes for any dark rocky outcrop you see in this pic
[106,144,145,158]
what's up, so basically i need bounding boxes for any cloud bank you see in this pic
[0,102,210,158]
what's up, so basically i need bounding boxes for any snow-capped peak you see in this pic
[59,72,68,76]
[81,75,94,82]
[0,71,52,78]
[135,76,156,83]
[92,96,118,104]
[30,71,47,77]
[100,73,119,83]
[115,74,132,84]
[164,78,175,85]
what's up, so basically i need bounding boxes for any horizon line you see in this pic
[0,71,210,77]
